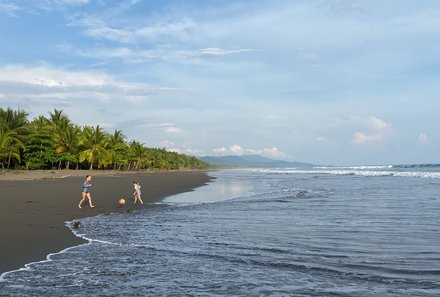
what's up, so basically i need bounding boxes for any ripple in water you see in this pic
[1,169,440,296]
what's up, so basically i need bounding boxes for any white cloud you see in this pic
[19,0,90,13]
[164,126,184,134]
[160,140,176,148]
[230,144,246,155]
[212,144,286,159]
[185,48,257,58]
[159,123,184,134]
[0,1,89,17]
[132,122,185,135]
[295,48,319,62]
[59,43,256,63]
[163,142,203,156]
[58,0,89,5]
[213,144,246,156]
[352,116,392,145]
[418,133,428,145]
[365,116,392,131]
[0,2,19,16]
[353,131,384,145]
[212,147,227,154]
[0,64,170,106]
[71,16,196,44]
[0,64,112,87]
[72,18,133,43]
[134,18,196,42]
[257,147,286,159]
[58,43,162,63]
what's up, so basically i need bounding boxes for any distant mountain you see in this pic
[199,155,314,168]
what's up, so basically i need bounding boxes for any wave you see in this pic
[60,222,440,287]
[0,241,89,282]
[253,169,440,179]
[314,165,393,170]
[314,164,440,170]
[393,163,440,169]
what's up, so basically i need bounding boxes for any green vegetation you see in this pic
[0,107,208,170]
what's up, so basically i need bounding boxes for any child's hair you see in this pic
[86,175,91,178]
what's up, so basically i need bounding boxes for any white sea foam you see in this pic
[252,168,440,179]
[0,242,89,282]
[314,165,393,170]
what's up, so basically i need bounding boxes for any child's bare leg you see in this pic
[87,193,95,208]
[78,193,86,208]
[137,193,143,205]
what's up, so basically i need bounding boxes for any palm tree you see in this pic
[129,140,146,170]
[1,107,208,171]
[48,109,72,169]
[79,125,110,170]
[0,107,28,133]
[56,124,81,169]
[29,115,48,131]
[0,129,24,169]
[0,108,28,168]
[48,109,69,131]
[107,129,128,170]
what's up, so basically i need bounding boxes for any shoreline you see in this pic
[0,169,208,181]
[0,170,214,274]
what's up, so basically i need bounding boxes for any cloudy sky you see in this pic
[0,0,439,165]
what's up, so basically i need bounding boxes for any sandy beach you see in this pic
[0,170,213,274]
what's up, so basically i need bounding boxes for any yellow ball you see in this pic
[118,199,126,206]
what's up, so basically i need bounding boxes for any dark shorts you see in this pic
[82,188,89,194]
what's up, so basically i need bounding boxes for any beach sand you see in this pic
[0,170,213,274]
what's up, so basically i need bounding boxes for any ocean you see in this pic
[1,166,440,296]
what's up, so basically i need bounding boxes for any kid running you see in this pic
[133,181,143,204]
[78,175,95,208]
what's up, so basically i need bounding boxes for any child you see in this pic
[133,181,144,205]
[78,175,95,208]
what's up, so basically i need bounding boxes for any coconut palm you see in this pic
[129,140,146,170]
[48,109,72,169]
[56,124,81,169]
[107,129,128,170]
[79,125,110,170]
[48,109,69,130]
[29,115,48,131]
[0,107,28,132]
[1,107,209,171]
[0,128,24,169]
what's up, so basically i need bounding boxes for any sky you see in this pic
[0,0,439,165]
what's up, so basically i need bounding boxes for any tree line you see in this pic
[0,107,208,171]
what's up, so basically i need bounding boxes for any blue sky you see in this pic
[0,0,439,165]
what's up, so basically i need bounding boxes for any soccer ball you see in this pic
[118,199,126,206]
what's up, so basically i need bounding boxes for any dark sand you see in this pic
[0,171,213,274]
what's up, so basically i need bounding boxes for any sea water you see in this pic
[1,166,440,296]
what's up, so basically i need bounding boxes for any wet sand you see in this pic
[0,171,213,274]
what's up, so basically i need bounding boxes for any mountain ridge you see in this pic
[200,155,314,168]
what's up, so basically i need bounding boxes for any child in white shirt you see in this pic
[132,181,143,205]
